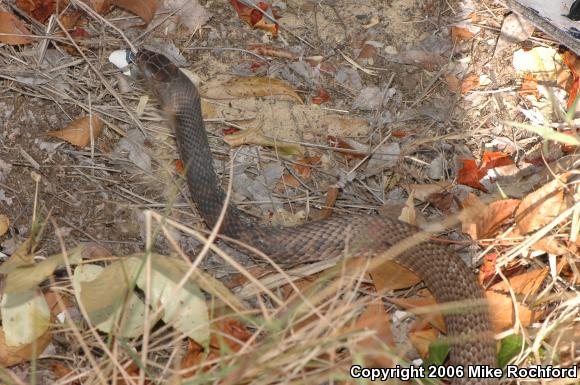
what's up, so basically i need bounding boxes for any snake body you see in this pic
[134,49,498,384]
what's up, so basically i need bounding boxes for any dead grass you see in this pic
[0,0,578,384]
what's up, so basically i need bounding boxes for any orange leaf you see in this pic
[515,172,571,234]
[110,0,156,22]
[320,186,338,219]
[461,73,480,94]
[485,291,537,332]
[0,12,33,45]
[346,299,395,368]
[370,261,421,292]
[230,0,278,36]
[465,199,520,240]
[519,73,539,99]
[563,51,580,109]
[492,267,548,297]
[408,327,439,359]
[47,115,103,147]
[451,26,475,44]
[457,159,486,190]
[481,151,513,169]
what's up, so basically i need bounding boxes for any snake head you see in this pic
[135,49,179,84]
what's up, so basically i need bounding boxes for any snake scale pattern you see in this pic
[134,49,498,385]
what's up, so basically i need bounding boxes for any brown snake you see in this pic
[134,49,498,384]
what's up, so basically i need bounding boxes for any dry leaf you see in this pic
[111,0,157,22]
[493,13,535,57]
[399,190,416,225]
[0,325,51,366]
[451,26,475,43]
[224,127,304,156]
[485,291,537,332]
[462,199,520,240]
[531,237,569,255]
[459,193,487,237]
[385,50,447,71]
[485,267,549,332]
[346,300,395,368]
[408,327,439,358]
[208,76,302,103]
[519,73,539,99]
[406,182,452,202]
[320,186,338,219]
[515,173,571,234]
[0,215,9,237]
[47,116,103,148]
[444,73,462,93]
[0,12,33,45]
[461,74,480,94]
[369,261,421,292]
[389,293,446,332]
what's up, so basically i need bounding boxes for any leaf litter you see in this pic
[0,0,578,382]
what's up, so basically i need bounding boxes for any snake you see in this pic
[132,49,498,385]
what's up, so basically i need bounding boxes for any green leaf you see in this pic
[498,334,525,368]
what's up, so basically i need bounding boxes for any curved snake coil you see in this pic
[134,49,498,385]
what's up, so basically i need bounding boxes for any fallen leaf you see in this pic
[462,199,520,240]
[0,215,9,237]
[485,291,537,332]
[461,73,480,94]
[280,156,320,188]
[515,173,571,234]
[389,292,446,332]
[519,73,539,99]
[110,0,157,22]
[224,127,304,156]
[15,0,57,23]
[457,151,513,191]
[47,115,103,148]
[451,26,475,43]
[493,13,535,57]
[563,51,580,109]
[162,0,210,32]
[399,190,416,225]
[457,159,486,190]
[513,47,561,80]
[491,267,548,297]
[444,73,462,93]
[320,186,338,219]
[311,89,331,105]
[0,325,51,366]
[406,182,452,202]
[384,50,447,71]
[531,237,569,255]
[346,299,395,368]
[0,12,33,45]
[369,261,421,292]
[51,363,77,383]
[230,0,278,36]
[201,76,302,103]
[408,327,438,359]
